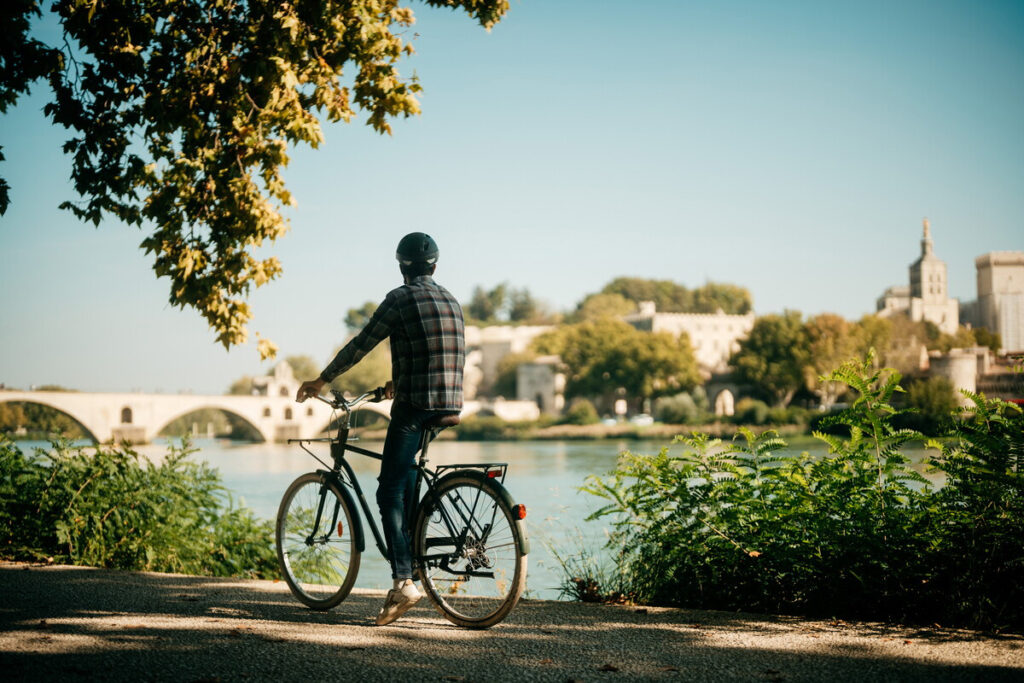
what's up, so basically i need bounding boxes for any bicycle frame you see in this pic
[288,391,512,574]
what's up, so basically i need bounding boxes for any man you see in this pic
[296,232,465,626]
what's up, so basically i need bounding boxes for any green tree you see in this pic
[931,325,977,354]
[601,277,693,312]
[507,287,541,323]
[277,354,319,382]
[900,376,957,435]
[973,326,1001,354]
[2,1,509,357]
[227,375,255,396]
[570,292,636,322]
[730,311,809,408]
[598,277,752,315]
[345,301,379,332]
[851,314,892,367]
[329,343,390,395]
[533,318,698,410]
[804,313,857,410]
[691,282,753,315]
[467,283,508,323]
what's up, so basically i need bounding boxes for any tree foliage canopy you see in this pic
[344,300,378,332]
[1,0,508,357]
[729,311,810,408]
[466,282,554,325]
[600,277,753,315]
[533,318,699,403]
[803,313,858,410]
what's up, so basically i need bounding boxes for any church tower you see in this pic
[910,218,948,303]
[907,218,959,334]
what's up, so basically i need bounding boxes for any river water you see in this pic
[16,436,940,601]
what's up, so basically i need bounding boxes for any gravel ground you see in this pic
[2,561,1023,682]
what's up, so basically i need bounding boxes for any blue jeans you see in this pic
[377,401,450,580]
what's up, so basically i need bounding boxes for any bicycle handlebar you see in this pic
[311,386,387,411]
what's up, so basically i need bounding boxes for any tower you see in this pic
[910,218,948,303]
[907,218,959,334]
[975,251,1024,353]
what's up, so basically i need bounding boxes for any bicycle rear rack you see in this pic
[434,462,508,485]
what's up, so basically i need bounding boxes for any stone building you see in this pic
[961,251,1024,354]
[623,301,756,375]
[877,219,959,335]
[515,356,566,415]
[463,324,554,399]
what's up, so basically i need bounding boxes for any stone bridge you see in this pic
[0,390,393,444]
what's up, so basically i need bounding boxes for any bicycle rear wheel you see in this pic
[414,474,527,628]
[276,472,360,610]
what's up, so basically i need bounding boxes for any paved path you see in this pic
[2,562,1023,682]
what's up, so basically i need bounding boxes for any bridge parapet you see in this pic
[0,390,394,444]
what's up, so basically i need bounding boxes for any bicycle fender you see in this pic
[323,475,366,554]
[430,470,530,556]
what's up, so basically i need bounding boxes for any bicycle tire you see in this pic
[276,472,361,610]
[414,473,527,628]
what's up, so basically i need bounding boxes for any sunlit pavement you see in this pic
[1,562,1022,682]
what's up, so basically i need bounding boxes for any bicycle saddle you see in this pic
[427,413,461,429]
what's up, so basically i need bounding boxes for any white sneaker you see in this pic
[375,580,422,625]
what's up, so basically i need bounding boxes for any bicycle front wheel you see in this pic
[276,472,361,610]
[414,474,527,628]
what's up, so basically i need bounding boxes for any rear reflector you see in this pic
[486,468,502,479]
[337,521,344,537]
[512,504,527,520]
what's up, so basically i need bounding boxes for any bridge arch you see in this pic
[0,396,100,443]
[712,389,735,417]
[155,405,269,443]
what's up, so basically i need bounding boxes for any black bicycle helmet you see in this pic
[396,232,439,265]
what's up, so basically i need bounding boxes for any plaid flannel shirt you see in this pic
[319,276,465,411]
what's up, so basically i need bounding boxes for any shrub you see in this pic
[564,400,600,426]
[921,395,1024,629]
[894,376,957,436]
[732,397,769,425]
[454,415,542,440]
[568,354,1024,630]
[653,392,700,424]
[453,415,508,440]
[0,437,276,578]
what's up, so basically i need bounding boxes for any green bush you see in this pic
[568,354,1024,631]
[0,437,276,578]
[564,400,600,426]
[920,394,1024,629]
[894,376,957,436]
[454,415,543,440]
[454,415,508,440]
[654,392,701,424]
[732,397,769,425]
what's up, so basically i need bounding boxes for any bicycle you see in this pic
[275,387,529,629]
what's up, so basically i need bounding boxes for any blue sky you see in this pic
[1,0,1022,394]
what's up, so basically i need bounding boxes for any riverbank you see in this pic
[2,561,1022,682]
[348,421,812,443]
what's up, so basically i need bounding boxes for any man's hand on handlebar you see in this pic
[383,381,394,400]
[296,378,326,403]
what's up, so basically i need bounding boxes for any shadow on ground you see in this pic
[1,563,1022,682]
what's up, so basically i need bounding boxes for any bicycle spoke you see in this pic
[276,474,360,610]
[415,476,527,628]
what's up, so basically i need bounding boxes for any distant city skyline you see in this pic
[1,0,1021,394]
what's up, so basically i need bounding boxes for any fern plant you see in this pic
[922,393,1024,629]
[0,436,276,579]
[574,352,946,624]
